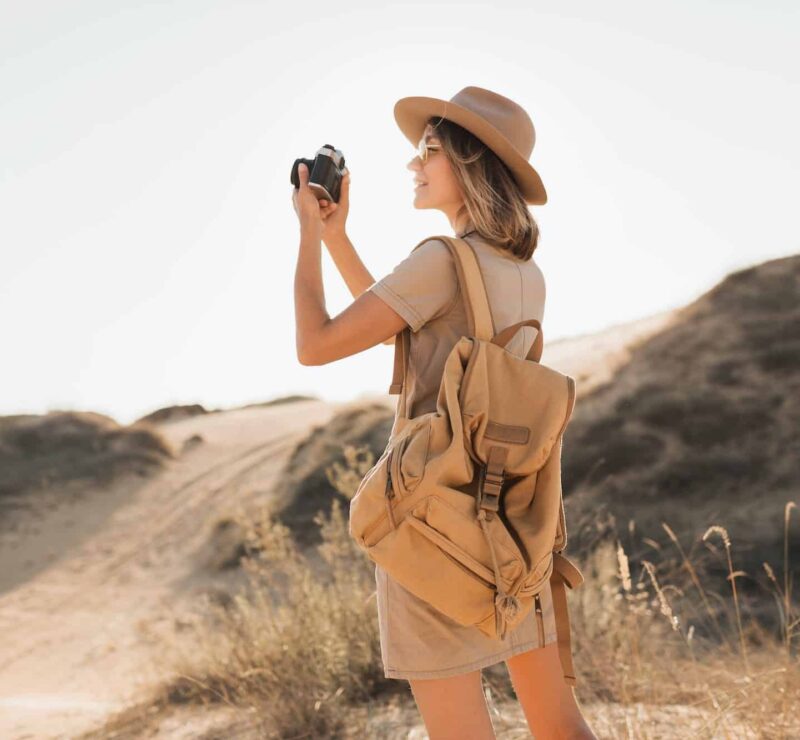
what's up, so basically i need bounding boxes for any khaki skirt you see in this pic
[375,562,559,680]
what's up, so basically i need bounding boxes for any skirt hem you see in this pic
[382,632,558,681]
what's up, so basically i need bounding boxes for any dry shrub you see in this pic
[152,447,392,739]
[0,410,173,499]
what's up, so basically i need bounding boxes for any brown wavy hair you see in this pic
[427,116,541,260]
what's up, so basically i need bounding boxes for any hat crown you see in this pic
[449,86,535,159]
[393,85,547,204]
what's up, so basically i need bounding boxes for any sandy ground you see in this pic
[0,400,337,739]
[0,310,676,740]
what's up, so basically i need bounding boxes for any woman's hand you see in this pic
[319,168,350,243]
[291,162,350,241]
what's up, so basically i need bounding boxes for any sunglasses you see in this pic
[417,138,442,163]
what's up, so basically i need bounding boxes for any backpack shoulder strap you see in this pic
[386,235,449,421]
[387,235,495,401]
[436,236,495,340]
[386,236,432,399]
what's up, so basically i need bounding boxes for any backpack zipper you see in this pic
[534,593,545,646]
[385,449,397,530]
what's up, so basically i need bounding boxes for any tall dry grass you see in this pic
[564,502,799,738]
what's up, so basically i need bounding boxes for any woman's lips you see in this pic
[414,183,427,190]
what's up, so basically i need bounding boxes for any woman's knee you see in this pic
[408,669,496,740]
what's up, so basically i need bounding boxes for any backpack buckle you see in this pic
[478,466,504,516]
[476,445,508,518]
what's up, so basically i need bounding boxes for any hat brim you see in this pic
[394,95,547,205]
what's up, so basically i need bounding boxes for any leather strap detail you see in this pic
[485,420,530,445]
[490,318,544,363]
[550,552,584,686]
[389,326,408,395]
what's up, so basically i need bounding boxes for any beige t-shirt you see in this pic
[368,232,546,419]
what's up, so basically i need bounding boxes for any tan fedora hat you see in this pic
[393,85,547,205]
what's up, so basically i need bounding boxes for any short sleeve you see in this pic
[367,238,460,332]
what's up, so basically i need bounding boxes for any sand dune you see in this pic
[559,253,800,605]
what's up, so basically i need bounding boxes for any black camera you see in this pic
[291,144,346,203]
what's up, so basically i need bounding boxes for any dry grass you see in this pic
[80,484,394,738]
[80,439,799,739]
[159,498,387,738]
[563,502,799,738]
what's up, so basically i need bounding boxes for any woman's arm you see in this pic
[292,164,406,366]
[324,231,395,346]
[294,229,407,365]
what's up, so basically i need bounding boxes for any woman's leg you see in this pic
[408,669,496,740]
[505,643,596,740]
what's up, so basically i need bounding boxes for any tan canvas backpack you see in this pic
[349,235,585,686]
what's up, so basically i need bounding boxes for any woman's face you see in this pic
[406,124,464,214]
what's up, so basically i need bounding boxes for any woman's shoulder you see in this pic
[409,236,455,261]
[367,236,460,333]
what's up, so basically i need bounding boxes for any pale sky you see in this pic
[1,1,798,425]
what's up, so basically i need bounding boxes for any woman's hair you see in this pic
[427,116,540,260]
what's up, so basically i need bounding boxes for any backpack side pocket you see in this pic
[398,418,432,494]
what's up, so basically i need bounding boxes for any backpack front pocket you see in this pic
[367,501,498,628]
[405,516,506,590]
[409,496,522,592]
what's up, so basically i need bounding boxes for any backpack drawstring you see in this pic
[476,508,521,639]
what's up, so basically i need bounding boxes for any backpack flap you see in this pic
[461,341,576,476]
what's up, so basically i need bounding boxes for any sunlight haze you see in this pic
[1,0,797,424]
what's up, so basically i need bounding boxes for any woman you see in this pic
[292,86,595,740]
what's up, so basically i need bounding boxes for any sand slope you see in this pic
[0,401,336,739]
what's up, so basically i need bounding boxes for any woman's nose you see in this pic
[407,157,421,172]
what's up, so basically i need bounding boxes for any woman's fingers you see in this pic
[297,162,310,187]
